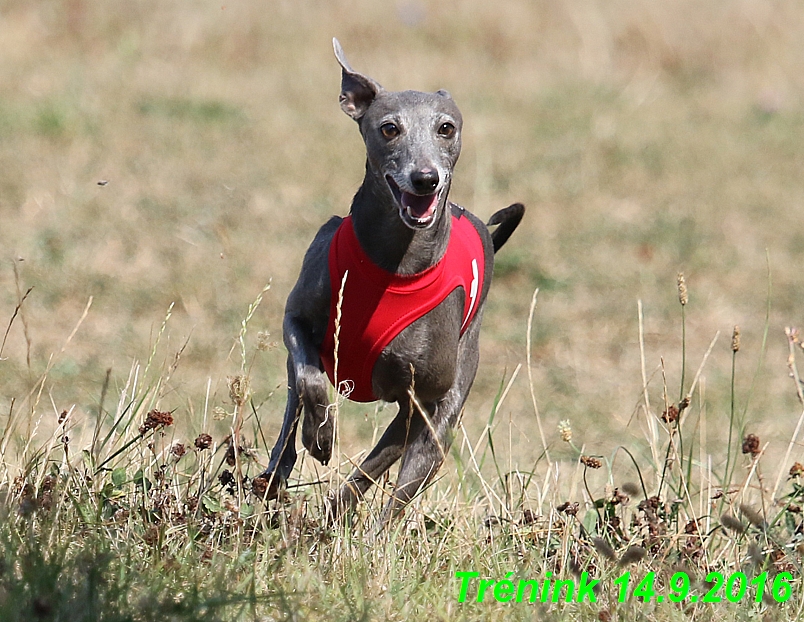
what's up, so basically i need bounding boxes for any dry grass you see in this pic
[1,287,804,620]
[2,0,804,619]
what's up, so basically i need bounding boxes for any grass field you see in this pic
[2,0,804,619]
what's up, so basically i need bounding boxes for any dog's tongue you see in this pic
[401,191,438,220]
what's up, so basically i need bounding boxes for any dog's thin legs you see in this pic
[375,401,454,526]
[284,314,335,465]
[330,401,427,516]
[260,356,301,497]
[376,322,482,528]
[259,41,524,525]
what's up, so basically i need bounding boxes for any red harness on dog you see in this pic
[320,209,485,402]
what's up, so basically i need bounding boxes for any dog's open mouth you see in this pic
[386,176,440,229]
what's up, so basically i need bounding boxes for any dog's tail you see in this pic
[487,203,525,253]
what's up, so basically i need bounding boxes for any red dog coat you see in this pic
[320,208,485,402]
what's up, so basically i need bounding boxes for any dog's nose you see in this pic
[410,168,439,194]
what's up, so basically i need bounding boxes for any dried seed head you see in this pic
[741,433,760,457]
[170,442,187,459]
[219,469,235,488]
[256,331,278,352]
[731,325,741,352]
[557,501,579,516]
[677,273,688,306]
[638,496,662,515]
[225,443,237,467]
[612,488,630,506]
[580,455,602,469]
[790,462,804,478]
[223,434,252,466]
[720,513,745,534]
[661,404,679,424]
[557,419,573,443]
[227,375,249,406]
[139,409,174,435]
[194,433,213,450]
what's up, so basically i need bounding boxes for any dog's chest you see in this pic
[371,288,463,403]
[319,214,484,403]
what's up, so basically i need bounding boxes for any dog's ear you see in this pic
[333,38,382,121]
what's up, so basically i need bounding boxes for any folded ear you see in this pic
[333,38,383,121]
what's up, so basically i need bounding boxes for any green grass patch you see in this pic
[137,98,245,124]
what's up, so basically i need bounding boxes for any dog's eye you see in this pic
[380,123,400,139]
[437,122,456,138]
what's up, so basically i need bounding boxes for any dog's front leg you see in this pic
[284,314,335,465]
[260,356,301,499]
[259,315,333,498]
[258,217,340,498]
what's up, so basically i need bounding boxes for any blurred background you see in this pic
[1,0,803,474]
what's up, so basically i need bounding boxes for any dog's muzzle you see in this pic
[386,175,442,230]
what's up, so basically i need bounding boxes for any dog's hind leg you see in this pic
[374,321,482,528]
[374,400,456,526]
[329,401,427,517]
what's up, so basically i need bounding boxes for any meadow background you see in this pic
[1,0,804,619]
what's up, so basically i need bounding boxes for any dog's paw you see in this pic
[252,470,284,502]
[324,487,358,525]
[323,490,341,525]
[298,373,334,464]
[301,403,334,464]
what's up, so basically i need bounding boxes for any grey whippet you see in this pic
[257,38,524,525]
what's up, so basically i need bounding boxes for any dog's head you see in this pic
[333,38,462,231]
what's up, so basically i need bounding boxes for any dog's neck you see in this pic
[350,164,451,275]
